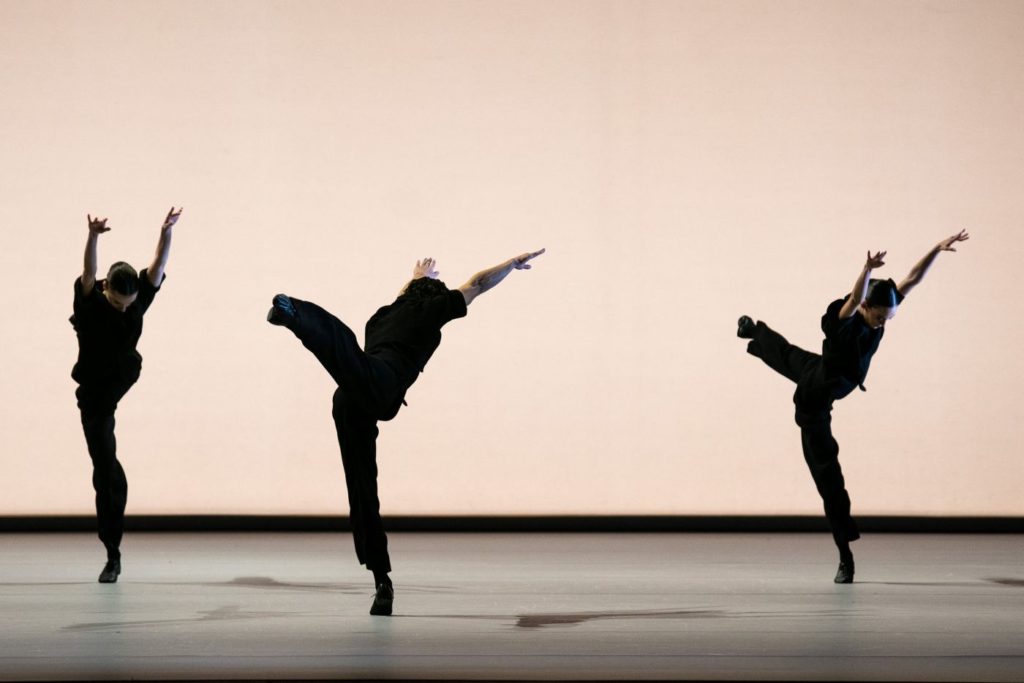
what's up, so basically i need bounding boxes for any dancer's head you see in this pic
[404,276,449,299]
[859,278,899,329]
[104,261,139,312]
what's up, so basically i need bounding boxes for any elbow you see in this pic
[458,285,479,306]
[838,299,861,319]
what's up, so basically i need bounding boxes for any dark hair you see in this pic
[106,262,139,296]
[404,277,449,299]
[865,278,899,308]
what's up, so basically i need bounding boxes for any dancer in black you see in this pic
[70,207,182,583]
[267,249,545,615]
[737,230,969,583]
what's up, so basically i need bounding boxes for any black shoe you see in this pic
[834,560,854,584]
[267,294,297,327]
[98,559,121,584]
[737,315,756,339]
[370,582,394,616]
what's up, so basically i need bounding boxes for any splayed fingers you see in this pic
[87,214,110,234]
[939,229,969,251]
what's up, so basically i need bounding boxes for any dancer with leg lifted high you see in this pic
[737,231,969,583]
[267,249,544,615]
[70,207,182,583]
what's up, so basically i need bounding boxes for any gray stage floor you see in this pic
[1,532,1022,681]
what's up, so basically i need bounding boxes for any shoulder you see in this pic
[74,276,103,303]
[822,297,860,337]
[139,268,165,292]
[422,288,467,321]
[136,269,164,307]
[825,297,846,318]
[443,288,468,318]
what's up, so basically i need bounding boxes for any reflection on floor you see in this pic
[1,532,1022,681]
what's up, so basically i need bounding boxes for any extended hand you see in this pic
[87,214,110,234]
[511,248,546,270]
[161,206,183,232]
[865,250,886,269]
[938,229,969,252]
[413,257,440,279]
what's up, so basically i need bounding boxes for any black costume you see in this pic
[746,291,903,549]
[284,282,467,573]
[70,270,163,561]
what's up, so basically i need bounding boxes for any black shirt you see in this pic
[364,286,468,384]
[819,291,904,393]
[70,269,163,385]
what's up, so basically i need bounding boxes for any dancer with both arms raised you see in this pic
[70,207,182,583]
[737,230,969,583]
[267,248,545,615]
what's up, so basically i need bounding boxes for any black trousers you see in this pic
[76,379,136,561]
[289,298,407,574]
[746,322,860,547]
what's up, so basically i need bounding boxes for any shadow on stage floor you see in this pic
[1,532,1022,682]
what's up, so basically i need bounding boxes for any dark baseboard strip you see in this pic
[1,515,1022,533]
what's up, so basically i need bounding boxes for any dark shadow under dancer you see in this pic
[267,249,545,615]
[737,230,969,584]
[70,207,182,583]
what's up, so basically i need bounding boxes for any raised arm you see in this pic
[81,214,111,295]
[147,206,182,286]
[897,229,970,298]
[458,248,545,306]
[399,257,441,296]
[838,251,886,319]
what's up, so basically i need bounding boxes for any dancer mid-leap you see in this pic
[267,249,545,615]
[71,207,182,583]
[737,231,969,583]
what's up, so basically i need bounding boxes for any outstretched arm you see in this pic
[147,206,182,286]
[897,229,970,298]
[458,248,545,306]
[81,214,111,295]
[838,250,887,319]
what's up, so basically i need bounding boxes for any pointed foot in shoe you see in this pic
[370,583,394,616]
[737,315,756,339]
[98,560,121,584]
[834,561,854,584]
[267,294,297,327]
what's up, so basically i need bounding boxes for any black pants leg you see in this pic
[77,384,133,561]
[286,297,400,573]
[333,388,391,573]
[797,413,860,546]
[747,321,859,547]
[288,298,376,393]
[746,321,820,382]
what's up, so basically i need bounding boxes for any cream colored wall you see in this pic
[1,0,1022,515]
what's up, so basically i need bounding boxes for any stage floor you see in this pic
[0,532,1022,681]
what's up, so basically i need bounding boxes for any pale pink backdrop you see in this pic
[1,1,1021,515]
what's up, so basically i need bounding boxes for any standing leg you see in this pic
[742,317,852,578]
[78,384,131,583]
[798,413,859,583]
[332,389,394,615]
